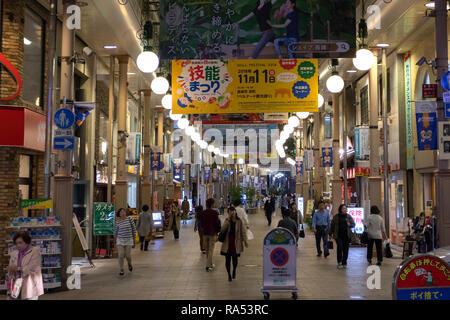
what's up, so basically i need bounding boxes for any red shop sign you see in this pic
[422,84,437,99]
[0,52,22,100]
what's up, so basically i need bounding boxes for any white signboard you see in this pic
[443,92,450,104]
[263,228,297,289]
[126,132,141,164]
[347,207,365,234]
[304,150,314,170]
[297,197,304,219]
[439,122,450,160]
[355,127,369,161]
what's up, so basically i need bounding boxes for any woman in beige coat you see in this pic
[220,207,248,282]
[168,201,182,240]
[7,231,44,300]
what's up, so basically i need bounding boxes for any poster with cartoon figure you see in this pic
[172,58,318,114]
[415,101,437,151]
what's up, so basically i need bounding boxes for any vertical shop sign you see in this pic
[322,147,333,167]
[415,101,437,151]
[204,167,211,182]
[173,163,182,182]
[438,122,450,160]
[93,202,115,236]
[404,54,414,169]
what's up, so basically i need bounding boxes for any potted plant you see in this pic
[230,185,243,204]
[245,187,257,214]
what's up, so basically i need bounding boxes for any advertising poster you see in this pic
[204,167,211,182]
[322,147,333,167]
[173,163,182,182]
[160,0,356,60]
[404,54,414,169]
[295,160,303,175]
[126,132,142,164]
[347,207,364,234]
[355,127,369,161]
[93,202,115,236]
[151,152,163,171]
[394,255,450,300]
[172,59,318,114]
[438,122,450,160]
[263,228,297,289]
[415,101,437,151]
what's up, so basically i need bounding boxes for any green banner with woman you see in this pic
[160,0,356,60]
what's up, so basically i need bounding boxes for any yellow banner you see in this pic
[172,59,318,114]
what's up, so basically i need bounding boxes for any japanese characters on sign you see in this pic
[93,202,115,236]
[394,255,450,300]
[151,152,164,171]
[347,207,364,234]
[172,59,318,115]
[415,101,437,151]
[404,54,414,169]
[322,147,333,168]
[160,0,356,59]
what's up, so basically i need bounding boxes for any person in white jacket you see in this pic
[365,205,388,266]
[233,199,249,230]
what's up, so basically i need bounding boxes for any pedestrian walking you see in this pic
[136,204,153,251]
[264,197,273,226]
[270,196,276,217]
[233,199,249,230]
[277,209,298,242]
[312,201,331,258]
[200,198,221,272]
[220,207,248,282]
[365,205,388,266]
[329,204,355,269]
[194,205,206,254]
[289,202,302,229]
[168,201,182,240]
[182,196,190,224]
[114,208,136,276]
[6,231,44,300]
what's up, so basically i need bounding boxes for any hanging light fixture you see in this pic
[162,94,172,110]
[326,59,344,93]
[170,111,183,122]
[185,126,196,136]
[318,94,324,108]
[191,132,201,142]
[284,125,294,135]
[296,112,310,119]
[280,130,290,142]
[151,77,170,95]
[352,2,375,71]
[199,140,208,149]
[207,144,215,153]
[288,115,300,127]
[136,19,159,73]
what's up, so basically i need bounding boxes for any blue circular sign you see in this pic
[441,71,450,91]
[54,108,75,129]
[223,169,229,175]
[292,81,311,99]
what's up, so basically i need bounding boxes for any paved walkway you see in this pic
[41,209,402,300]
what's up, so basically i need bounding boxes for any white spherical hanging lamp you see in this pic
[280,130,290,141]
[288,116,300,127]
[185,126,195,136]
[296,112,310,119]
[170,111,183,121]
[207,145,215,153]
[191,132,201,142]
[326,74,344,93]
[162,94,172,110]
[284,125,294,135]
[151,77,169,95]
[199,140,208,149]
[137,51,159,73]
[353,48,375,71]
[318,94,324,108]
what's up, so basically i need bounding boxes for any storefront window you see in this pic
[324,114,332,139]
[23,8,45,108]
[19,155,32,201]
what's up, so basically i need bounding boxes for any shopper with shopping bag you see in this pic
[365,205,388,265]
[6,231,44,300]
[329,204,355,269]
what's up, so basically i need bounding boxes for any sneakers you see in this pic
[337,263,344,269]
[128,264,133,272]
[342,264,347,269]
[201,250,206,254]
[205,267,213,272]
[119,270,124,276]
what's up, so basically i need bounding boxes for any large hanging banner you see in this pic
[404,54,414,169]
[415,101,437,151]
[160,0,356,60]
[172,59,318,114]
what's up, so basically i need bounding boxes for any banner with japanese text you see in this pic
[322,147,333,167]
[415,101,438,151]
[172,59,318,114]
[160,0,356,60]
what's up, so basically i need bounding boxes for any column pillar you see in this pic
[114,55,129,211]
[302,120,310,204]
[313,112,322,202]
[54,0,75,289]
[167,121,174,199]
[368,54,382,210]
[156,109,164,209]
[141,90,152,208]
[295,128,302,195]
[331,93,341,215]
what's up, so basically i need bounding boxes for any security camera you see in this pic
[83,46,94,57]
[416,56,427,66]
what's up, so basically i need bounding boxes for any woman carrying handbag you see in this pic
[7,231,44,300]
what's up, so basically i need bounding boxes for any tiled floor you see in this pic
[41,209,402,300]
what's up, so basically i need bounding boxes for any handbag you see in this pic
[361,231,369,245]
[218,228,227,243]
[384,240,393,258]
[299,224,305,238]
[6,274,23,299]
[327,240,334,249]
[247,229,254,240]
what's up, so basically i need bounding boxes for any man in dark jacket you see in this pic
[277,210,298,242]
[264,198,273,226]
[200,198,220,272]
